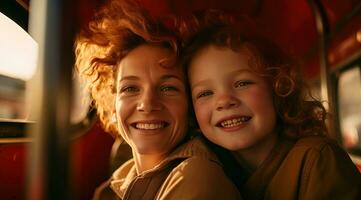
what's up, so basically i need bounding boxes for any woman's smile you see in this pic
[131,120,170,130]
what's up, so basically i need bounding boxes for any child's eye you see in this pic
[234,80,253,88]
[196,90,213,99]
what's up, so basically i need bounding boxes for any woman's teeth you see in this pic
[220,117,251,127]
[135,123,166,130]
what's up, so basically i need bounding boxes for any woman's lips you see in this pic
[131,121,169,130]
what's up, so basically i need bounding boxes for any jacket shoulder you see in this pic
[156,151,241,199]
[293,135,340,152]
[267,136,361,199]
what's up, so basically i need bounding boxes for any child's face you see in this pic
[188,45,277,151]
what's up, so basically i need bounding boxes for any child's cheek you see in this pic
[194,102,211,128]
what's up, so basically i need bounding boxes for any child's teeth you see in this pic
[220,117,250,127]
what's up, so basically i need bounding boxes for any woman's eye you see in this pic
[160,85,179,92]
[196,90,213,99]
[120,86,139,93]
[234,80,253,88]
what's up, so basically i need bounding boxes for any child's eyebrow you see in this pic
[190,68,255,91]
[232,68,253,75]
[191,79,212,91]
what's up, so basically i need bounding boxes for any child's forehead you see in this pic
[198,43,255,56]
[194,44,258,64]
[188,44,266,79]
[190,45,262,73]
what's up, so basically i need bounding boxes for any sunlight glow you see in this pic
[0,12,38,80]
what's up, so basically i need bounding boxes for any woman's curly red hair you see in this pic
[74,0,179,137]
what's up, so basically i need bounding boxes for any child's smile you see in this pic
[216,115,252,129]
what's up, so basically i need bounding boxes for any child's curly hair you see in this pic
[179,10,328,138]
[74,0,179,137]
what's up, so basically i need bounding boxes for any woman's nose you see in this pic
[215,93,240,111]
[136,90,162,113]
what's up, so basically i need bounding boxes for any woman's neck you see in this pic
[234,132,279,172]
[133,151,166,174]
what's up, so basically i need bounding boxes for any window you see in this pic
[0,12,37,120]
[0,10,91,125]
[338,65,361,154]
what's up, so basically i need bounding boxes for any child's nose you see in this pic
[215,94,239,111]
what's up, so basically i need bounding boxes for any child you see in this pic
[179,10,361,200]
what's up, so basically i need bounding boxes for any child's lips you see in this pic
[216,116,252,128]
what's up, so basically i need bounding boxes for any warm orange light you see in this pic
[0,12,38,80]
[357,30,361,43]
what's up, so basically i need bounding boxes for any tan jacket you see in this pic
[241,135,361,200]
[110,136,242,200]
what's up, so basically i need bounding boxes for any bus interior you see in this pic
[0,0,360,199]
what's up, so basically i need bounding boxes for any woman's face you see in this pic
[115,45,188,157]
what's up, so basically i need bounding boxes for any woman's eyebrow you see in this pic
[160,74,183,82]
[118,76,139,83]
[118,75,183,83]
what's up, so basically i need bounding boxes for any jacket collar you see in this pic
[241,135,295,200]
[110,136,219,198]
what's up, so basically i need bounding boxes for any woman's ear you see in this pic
[111,109,117,124]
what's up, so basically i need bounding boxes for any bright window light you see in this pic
[0,12,38,81]
[338,67,361,150]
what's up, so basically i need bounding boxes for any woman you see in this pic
[74,0,241,199]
